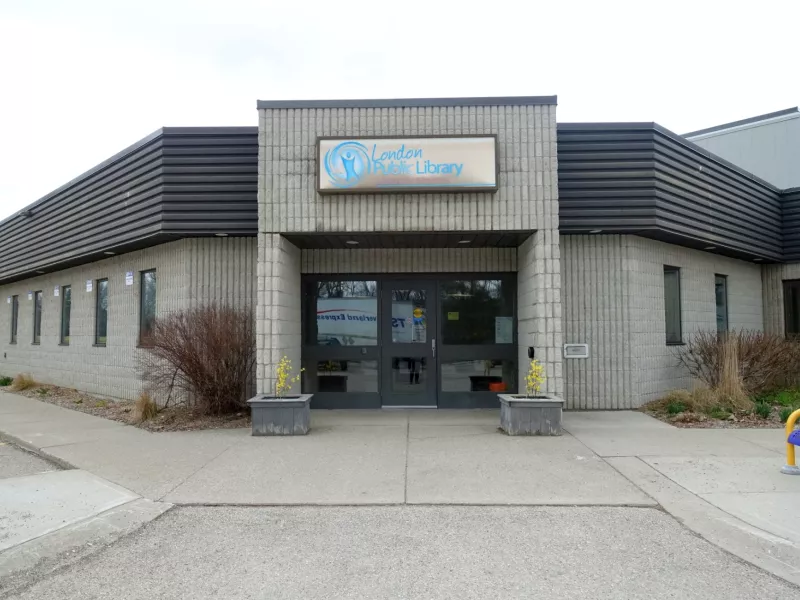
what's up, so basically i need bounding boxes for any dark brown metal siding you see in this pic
[782,188,800,262]
[0,127,258,284]
[558,123,783,261]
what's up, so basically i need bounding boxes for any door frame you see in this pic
[380,279,438,407]
[301,272,517,409]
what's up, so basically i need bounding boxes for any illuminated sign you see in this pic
[317,136,497,194]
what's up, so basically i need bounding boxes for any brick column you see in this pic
[517,231,563,397]
[257,233,302,395]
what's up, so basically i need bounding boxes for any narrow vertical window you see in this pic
[60,285,72,345]
[783,280,800,337]
[139,270,157,344]
[715,274,728,334]
[95,279,108,346]
[663,266,682,344]
[32,291,43,344]
[10,295,19,344]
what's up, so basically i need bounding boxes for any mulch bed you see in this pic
[642,409,785,429]
[0,383,250,432]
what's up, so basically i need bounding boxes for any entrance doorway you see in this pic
[381,281,437,407]
[302,274,517,409]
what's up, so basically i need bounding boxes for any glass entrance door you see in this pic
[381,281,437,407]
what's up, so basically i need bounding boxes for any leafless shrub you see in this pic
[12,373,36,391]
[137,304,256,415]
[676,330,797,396]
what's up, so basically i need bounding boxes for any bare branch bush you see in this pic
[137,304,256,415]
[676,329,797,396]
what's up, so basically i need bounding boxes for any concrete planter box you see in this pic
[247,394,313,436]
[498,394,564,436]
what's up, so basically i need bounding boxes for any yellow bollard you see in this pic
[781,408,800,475]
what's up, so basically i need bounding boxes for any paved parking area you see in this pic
[0,442,56,480]
[7,505,796,600]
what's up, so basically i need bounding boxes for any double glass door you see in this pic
[302,274,517,409]
[381,282,437,407]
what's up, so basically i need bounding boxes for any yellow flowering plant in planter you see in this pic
[524,359,546,398]
[274,356,304,398]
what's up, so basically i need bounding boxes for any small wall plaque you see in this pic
[563,344,589,359]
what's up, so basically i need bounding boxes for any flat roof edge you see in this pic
[257,96,558,110]
[683,107,799,138]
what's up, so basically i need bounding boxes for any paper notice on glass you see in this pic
[125,271,134,286]
[495,317,513,344]
[86,280,93,293]
[54,286,59,297]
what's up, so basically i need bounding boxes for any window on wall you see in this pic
[95,279,108,346]
[139,270,157,343]
[663,266,682,344]
[308,280,378,346]
[440,279,514,345]
[715,275,728,334]
[60,286,72,345]
[32,291,43,344]
[10,295,19,344]
[784,280,800,337]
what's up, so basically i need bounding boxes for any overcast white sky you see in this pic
[0,0,797,219]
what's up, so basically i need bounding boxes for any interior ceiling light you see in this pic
[104,251,115,255]
[457,240,471,244]
[215,233,228,237]
[589,229,602,234]
[704,246,716,250]
[345,240,359,245]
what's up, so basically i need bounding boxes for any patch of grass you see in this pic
[73,398,83,404]
[645,388,755,416]
[707,406,732,420]
[780,407,795,423]
[666,401,687,415]
[753,388,800,408]
[94,400,108,408]
[36,387,48,396]
[0,375,12,386]
[11,373,36,391]
[133,393,158,423]
[754,401,772,419]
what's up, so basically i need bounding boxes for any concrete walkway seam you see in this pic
[0,432,75,471]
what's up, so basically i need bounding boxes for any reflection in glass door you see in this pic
[381,282,437,407]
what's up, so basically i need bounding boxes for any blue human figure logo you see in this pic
[341,151,357,181]
[324,141,370,188]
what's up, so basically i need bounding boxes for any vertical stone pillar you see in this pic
[517,231,563,397]
[257,233,302,395]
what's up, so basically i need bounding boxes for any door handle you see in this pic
[432,338,436,359]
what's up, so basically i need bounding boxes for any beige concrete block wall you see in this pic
[258,104,557,234]
[0,237,256,400]
[561,235,763,408]
[256,234,301,396]
[561,235,635,409]
[629,237,762,404]
[518,232,563,397]
[300,248,517,273]
[762,263,800,336]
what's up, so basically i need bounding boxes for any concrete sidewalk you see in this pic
[0,440,171,593]
[1,389,799,585]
